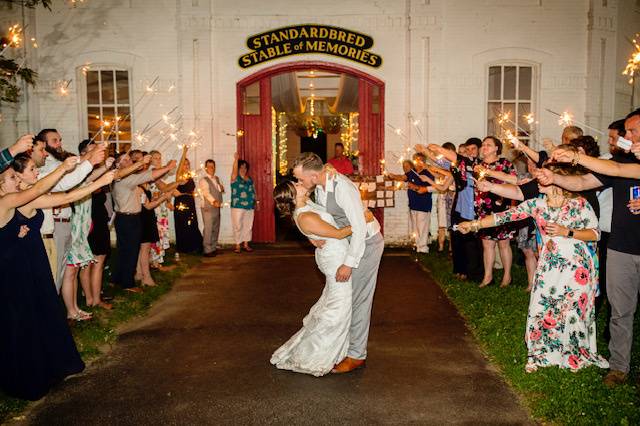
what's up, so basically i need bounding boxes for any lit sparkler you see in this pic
[545,109,605,136]
[623,34,640,84]
[1,24,23,56]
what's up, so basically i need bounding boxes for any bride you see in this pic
[271,180,370,377]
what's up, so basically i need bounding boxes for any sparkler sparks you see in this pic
[1,24,23,56]
[623,34,640,84]
[558,111,573,126]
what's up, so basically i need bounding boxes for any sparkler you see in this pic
[545,109,605,136]
[0,24,22,56]
[58,79,71,96]
[623,34,640,84]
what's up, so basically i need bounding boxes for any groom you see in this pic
[293,152,385,373]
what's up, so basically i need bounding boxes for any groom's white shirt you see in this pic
[315,173,381,269]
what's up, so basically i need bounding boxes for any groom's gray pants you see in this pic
[348,232,384,360]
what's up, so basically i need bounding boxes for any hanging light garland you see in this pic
[278,112,288,175]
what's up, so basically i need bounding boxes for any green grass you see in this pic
[420,248,640,425]
[0,249,200,423]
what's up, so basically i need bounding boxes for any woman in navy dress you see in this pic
[0,155,114,399]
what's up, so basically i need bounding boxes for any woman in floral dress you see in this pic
[149,151,174,268]
[458,162,609,373]
[474,136,517,288]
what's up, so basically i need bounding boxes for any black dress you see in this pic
[140,187,160,244]
[173,178,202,253]
[88,188,111,257]
[0,210,85,400]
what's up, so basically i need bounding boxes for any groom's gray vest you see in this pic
[322,178,350,228]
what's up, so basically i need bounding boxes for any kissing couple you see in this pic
[270,152,384,376]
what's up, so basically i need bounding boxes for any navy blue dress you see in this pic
[173,178,202,253]
[0,209,85,400]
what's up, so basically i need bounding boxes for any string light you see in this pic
[278,112,288,175]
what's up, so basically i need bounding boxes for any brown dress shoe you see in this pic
[603,370,627,388]
[331,357,366,374]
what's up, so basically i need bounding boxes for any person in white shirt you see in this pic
[33,129,105,290]
[199,159,224,257]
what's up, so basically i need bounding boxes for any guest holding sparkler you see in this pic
[148,150,176,269]
[457,158,608,373]
[420,138,484,282]
[230,153,257,253]
[111,152,176,291]
[173,158,202,254]
[388,153,434,253]
[468,136,517,288]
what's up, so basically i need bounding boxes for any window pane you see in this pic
[503,66,516,100]
[503,102,516,133]
[243,81,260,115]
[519,67,532,100]
[487,102,501,136]
[116,71,129,104]
[116,106,131,141]
[102,106,116,141]
[88,106,102,140]
[101,70,115,104]
[488,66,502,100]
[86,71,100,105]
[518,103,531,136]
[117,143,131,154]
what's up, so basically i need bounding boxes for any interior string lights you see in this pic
[278,112,288,175]
[272,107,277,185]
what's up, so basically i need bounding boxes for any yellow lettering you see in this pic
[355,35,366,47]
[319,27,328,39]
[298,27,309,39]
[329,29,337,40]
[347,47,357,59]
[306,40,319,50]
[337,30,347,42]
[251,37,261,49]
[325,41,339,54]
[310,26,318,38]
[241,54,252,67]
[346,33,356,45]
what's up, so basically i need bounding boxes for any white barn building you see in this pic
[0,0,638,244]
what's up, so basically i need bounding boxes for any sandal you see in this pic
[67,312,91,322]
[243,245,253,252]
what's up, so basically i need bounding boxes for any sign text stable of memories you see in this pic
[239,24,382,68]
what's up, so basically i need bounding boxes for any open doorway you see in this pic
[237,61,384,243]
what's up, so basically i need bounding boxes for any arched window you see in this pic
[84,68,132,155]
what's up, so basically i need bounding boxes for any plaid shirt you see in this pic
[0,148,13,170]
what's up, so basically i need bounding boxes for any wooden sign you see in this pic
[239,24,382,68]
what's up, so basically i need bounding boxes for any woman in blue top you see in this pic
[230,152,257,253]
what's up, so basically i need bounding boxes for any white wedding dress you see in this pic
[270,201,352,377]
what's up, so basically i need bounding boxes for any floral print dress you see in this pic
[493,197,609,372]
[149,182,170,265]
[475,157,517,240]
[66,193,95,268]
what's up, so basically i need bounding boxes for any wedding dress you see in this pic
[270,201,352,377]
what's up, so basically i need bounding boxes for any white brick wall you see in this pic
[0,0,637,244]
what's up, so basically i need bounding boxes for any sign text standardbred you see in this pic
[239,24,382,68]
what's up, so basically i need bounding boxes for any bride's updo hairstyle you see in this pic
[273,180,297,217]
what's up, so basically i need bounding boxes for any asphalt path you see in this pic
[24,245,530,425]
